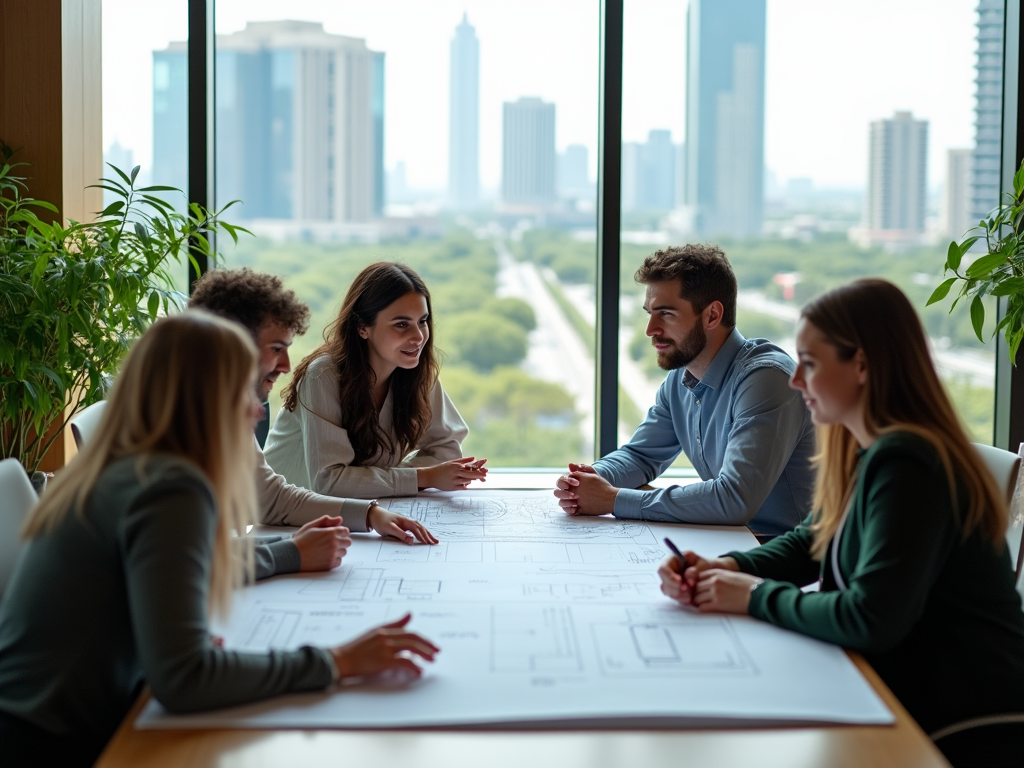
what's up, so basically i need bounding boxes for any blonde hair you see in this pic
[23,310,259,616]
[802,279,1006,560]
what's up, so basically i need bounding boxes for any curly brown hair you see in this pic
[635,244,737,326]
[188,268,311,337]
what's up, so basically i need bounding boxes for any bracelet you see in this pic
[365,500,378,533]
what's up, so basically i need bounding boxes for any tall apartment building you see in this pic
[972,0,1003,221]
[502,97,556,207]
[943,148,975,240]
[154,21,384,222]
[152,44,188,198]
[684,0,766,238]
[621,131,677,212]
[860,111,929,247]
[558,144,590,199]
[448,14,480,209]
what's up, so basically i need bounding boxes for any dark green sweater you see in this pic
[729,432,1024,735]
[0,455,333,752]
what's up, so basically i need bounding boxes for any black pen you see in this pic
[663,537,687,566]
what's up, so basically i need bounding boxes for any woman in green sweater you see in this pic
[0,311,439,767]
[658,279,1024,768]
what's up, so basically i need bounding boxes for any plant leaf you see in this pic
[926,277,958,305]
[966,250,1009,279]
[970,295,986,343]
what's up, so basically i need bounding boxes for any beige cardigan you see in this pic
[264,355,468,498]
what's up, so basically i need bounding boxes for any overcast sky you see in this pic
[103,0,979,193]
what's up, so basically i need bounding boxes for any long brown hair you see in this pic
[802,279,1006,559]
[23,311,259,617]
[283,262,438,465]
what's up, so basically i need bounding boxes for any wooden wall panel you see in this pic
[0,0,102,472]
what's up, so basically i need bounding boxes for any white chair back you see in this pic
[972,442,1024,584]
[70,400,107,449]
[0,459,38,598]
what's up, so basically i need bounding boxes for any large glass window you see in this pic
[200,1,599,466]
[618,0,998,463]
[102,0,189,287]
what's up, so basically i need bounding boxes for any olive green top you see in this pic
[0,455,333,751]
[729,432,1024,734]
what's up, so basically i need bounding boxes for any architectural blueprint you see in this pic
[137,491,892,729]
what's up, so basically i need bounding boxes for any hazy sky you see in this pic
[103,0,979,193]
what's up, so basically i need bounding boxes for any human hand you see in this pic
[691,569,763,614]
[368,505,439,545]
[329,613,439,681]
[555,466,617,516]
[417,457,488,491]
[292,515,352,572]
[553,462,601,512]
[658,552,739,606]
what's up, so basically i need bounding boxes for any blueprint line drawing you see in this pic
[592,617,758,678]
[491,605,582,673]
[381,494,658,545]
[239,608,301,648]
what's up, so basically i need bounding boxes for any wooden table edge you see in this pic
[95,652,949,768]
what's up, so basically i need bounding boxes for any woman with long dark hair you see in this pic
[266,262,485,498]
[658,279,1024,767]
[0,311,438,767]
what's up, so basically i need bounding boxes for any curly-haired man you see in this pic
[189,268,436,581]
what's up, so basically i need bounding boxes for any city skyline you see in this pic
[103,0,978,196]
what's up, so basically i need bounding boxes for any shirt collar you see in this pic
[694,327,746,391]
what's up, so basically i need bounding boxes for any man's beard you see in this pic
[655,323,707,370]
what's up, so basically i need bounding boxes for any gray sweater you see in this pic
[0,454,333,748]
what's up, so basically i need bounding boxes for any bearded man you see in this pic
[554,244,815,537]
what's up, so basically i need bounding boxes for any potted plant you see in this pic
[928,158,1024,364]
[0,143,247,474]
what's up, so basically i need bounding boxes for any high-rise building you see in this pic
[152,42,188,198]
[684,0,766,238]
[636,129,676,210]
[502,97,556,207]
[449,14,480,209]
[972,0,1003,221]
[558,144,590,199]
[944,148,975,240]
[154,21,384,223]
[621,142,640,211]
[860,111,929,246]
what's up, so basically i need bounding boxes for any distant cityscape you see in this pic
[100,2,1003,250]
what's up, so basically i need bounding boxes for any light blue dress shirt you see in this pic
[595,328,816,535]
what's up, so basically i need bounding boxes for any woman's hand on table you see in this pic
[292,515,352,572]
[329,613,439,681]
[657,550,740,606]
[417,457,488,491]
[368,505,439,545]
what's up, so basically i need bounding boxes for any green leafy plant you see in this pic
[928,158,1024,364]
[0,144,249,472]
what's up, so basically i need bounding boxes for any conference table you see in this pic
[95,473,951,768]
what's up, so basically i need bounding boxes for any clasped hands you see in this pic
[292,506,438,573]
[553,462,619,515]
[657,550,762,615]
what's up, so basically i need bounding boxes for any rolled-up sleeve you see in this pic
[612,365,807,526]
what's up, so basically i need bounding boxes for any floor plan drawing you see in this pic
[138,492,893,731]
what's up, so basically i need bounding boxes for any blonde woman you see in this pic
[658,280,1024,768]
[0,312,438,767]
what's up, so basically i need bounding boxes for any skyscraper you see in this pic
[944,148,975,240]
[684,0,766,238]
[449,14,480,209]
[558,144,590,199]
[636,129,676,210]
[152,42,188,198]
[861,111,929,246]
[154,21,384,223]
[502,97,556,207]
[972,0,1003,221]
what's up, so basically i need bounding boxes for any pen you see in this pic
[663,537,687,566]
